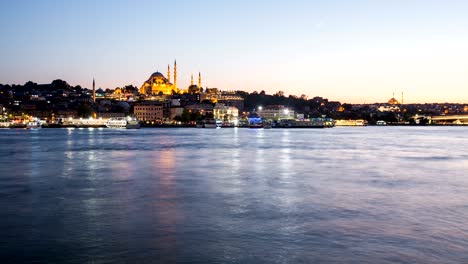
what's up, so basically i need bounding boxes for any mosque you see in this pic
[139,60,202,95]
[388,92,404,105]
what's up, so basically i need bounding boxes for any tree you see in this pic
[76,104,93,117]
[51,79,70,90]
[275,91,284,97]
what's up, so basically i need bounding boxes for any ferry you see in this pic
[25,118,44,129]
[376,120,387,126]
[196,120,204,128]
[125,116,141,129]
[248,116,263,129]
[106,117,127,128]
[203,119,222,128]
[0,121,10,128]
[249,122,263,129]
[26,121,42,129]
[335,119,368,126]
[276,119,325,128]
[263,120,272,129]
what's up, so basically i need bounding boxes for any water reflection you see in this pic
[0,127,467,263]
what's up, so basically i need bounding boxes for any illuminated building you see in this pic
[200,88,219,103]
[218,91,244,111]
[213,103,238,121]
[134,101,164,121]
[140,61,205,96]
[257,105,295,120]
[388,92,401,105]
[184,104,214,116]
[187,72,202,94]
[140,61,178,95]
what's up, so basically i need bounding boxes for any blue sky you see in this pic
[1,0,467,103]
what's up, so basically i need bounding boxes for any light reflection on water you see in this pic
[0,127,468,263]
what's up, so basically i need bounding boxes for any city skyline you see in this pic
[1,0,468,104]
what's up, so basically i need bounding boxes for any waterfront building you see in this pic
[170,106,184,119]
[134,101,164,121]
[213,103,238,122]
[257,105,295,120]
[184,103,214,116]
[378,105,400,112]
[97,112,125,118]
[200,88,220,103]
[218,91,244,111]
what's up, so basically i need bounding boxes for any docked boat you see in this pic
[106,117,127,128]
[126,117,141,129]
[249,122,263,129]
[376,120,387,126]
[26,120,42,129]
[196,120,204,128]
[0,121,10,128]
[276,119,325,128]
[262,120,272,129]
[203,119,222,128]
[335,119,368,126]
[248,115,263,128]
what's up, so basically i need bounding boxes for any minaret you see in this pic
[173,60,177,89]
[92,78,96,103]
[401,91,404,104]
[191,74,194,86]
[167,64,171,83]
[198,72,202,88]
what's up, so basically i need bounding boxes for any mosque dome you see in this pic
[150,72,165,79]
[147,71,169,84]
[388,97,400,105]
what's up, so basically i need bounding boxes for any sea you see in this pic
[0,127,467,263]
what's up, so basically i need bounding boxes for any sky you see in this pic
[1,0,467,103]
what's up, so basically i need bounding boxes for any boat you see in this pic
[276,119,325,128]
[335,119,368,126]
[126,116,141,129]
[0,121,10,128]
[355,119,368,126]
[376,120,387,126]
[196,120,204,128]
[106,117,127,128]
[26,120,42,129]
[262,120,272,129]
[248,116,263,128]
[203,119,222,128]
[249,122,263,128]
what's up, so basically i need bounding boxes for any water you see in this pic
[0,127,467,263]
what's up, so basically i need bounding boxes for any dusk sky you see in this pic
[1,0,467,103]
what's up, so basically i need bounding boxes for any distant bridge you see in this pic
[412,114,468,125]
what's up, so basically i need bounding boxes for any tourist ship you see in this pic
[335,119,368,126]
[125,117,141,129]
[0,121,10,128]
[376,120,387,126]
[203,119,222,128]
[196,120,204,128]
[276,119,325,128]
[26,121,42,129]
[106,117,127,128]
